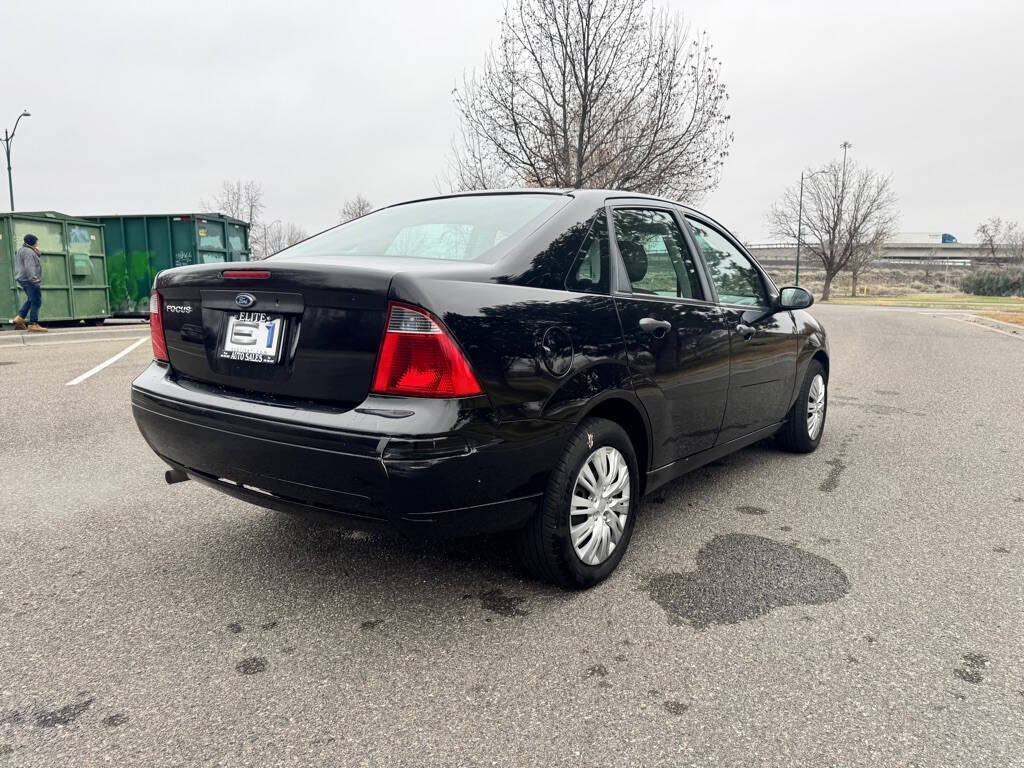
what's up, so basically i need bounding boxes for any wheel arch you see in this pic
[812,349,829,377]
[579,395,651,495]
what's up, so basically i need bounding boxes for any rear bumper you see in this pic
[131,362,568,537]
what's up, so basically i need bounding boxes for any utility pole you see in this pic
[2,110,32,211]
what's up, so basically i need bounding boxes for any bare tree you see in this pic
[845,230,888,297]
[259,220,308,257]
[769,161,898,301]
[201,179,309,259]
[446,0,733,200]
[340,194,374,223]
[200,179,265,229]
[976,217,1024,263]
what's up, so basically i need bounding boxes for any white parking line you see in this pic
[1,324,145,336]
[0,334,149,349]
[65,337,150,386]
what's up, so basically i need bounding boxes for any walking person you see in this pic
[13,233,47,332]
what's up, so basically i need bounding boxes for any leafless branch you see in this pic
[340,194,374,223]
[447,0,732,201]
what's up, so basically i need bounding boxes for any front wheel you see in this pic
[517,417,639,588]
[777,360,828,453]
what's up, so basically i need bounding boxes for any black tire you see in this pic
[85,318,106,327]
[517,417,639,588]
[776,359,828,453]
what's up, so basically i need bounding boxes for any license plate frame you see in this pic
[220,312,286,364]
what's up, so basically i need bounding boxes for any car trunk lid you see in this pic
[156,262,391,405]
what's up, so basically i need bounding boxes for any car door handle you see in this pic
[736,323,755,340]
[639,317,672,338]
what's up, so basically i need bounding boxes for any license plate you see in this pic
[220,312,285,363]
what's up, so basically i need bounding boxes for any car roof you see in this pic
[385,187,702,215]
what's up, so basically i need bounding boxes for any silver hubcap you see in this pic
[807,374,826,440]
[570,446,631,566]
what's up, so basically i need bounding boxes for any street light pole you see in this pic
[794,168,827,287]
[2,110,32,211]
[794,169,802,286]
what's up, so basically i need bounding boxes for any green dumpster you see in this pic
[1,211,109,327]
[87,213,251,317]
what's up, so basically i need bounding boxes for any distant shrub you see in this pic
[961,267,1024,297]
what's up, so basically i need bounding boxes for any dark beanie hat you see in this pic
[23,234,38,246]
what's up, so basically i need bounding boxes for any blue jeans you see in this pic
[17,280,42,323]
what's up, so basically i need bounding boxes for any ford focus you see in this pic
[131,190,829,587]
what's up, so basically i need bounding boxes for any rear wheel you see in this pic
[517,417,639,588]
[777,360,827,453]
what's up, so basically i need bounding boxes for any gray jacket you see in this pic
[15,245,41,284]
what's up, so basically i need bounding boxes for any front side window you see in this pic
[686,218,769,306]
[611,209,704,299]
[275,194,566,263]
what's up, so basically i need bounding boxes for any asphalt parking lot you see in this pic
[1,306,1022,767]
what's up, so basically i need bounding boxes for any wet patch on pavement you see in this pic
[236,657,268,675]
[646,534,850,629]
[953,653,989,684]
[737,505,769,516]
[479,588,529,617]
[663,700,689,715]
[830,396,921,417]
[35,698,93,727]
[360,619,384,631]
[820,458,847,492]
[226,622,243,634]
[102,713,129,727]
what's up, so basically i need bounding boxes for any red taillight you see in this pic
[371,302,483,398]
[223,270,270,279]
[150,291,169,362]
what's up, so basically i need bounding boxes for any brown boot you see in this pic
[12,315,27,330]
[27,323,48,333]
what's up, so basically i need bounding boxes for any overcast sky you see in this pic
[3,0,1021,242]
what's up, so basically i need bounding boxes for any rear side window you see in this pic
[274,194,566,263]
[686,218,768,306]
[566,212,610,294]
[611,209,704,299]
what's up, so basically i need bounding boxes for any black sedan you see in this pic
[132,190,829,587]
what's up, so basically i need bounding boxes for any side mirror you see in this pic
[777,286,814,310]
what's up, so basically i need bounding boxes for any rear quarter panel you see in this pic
[390,276,635,425]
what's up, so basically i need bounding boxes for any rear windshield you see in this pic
[274,194,566,262]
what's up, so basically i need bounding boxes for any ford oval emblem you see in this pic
[235,293,256,308]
